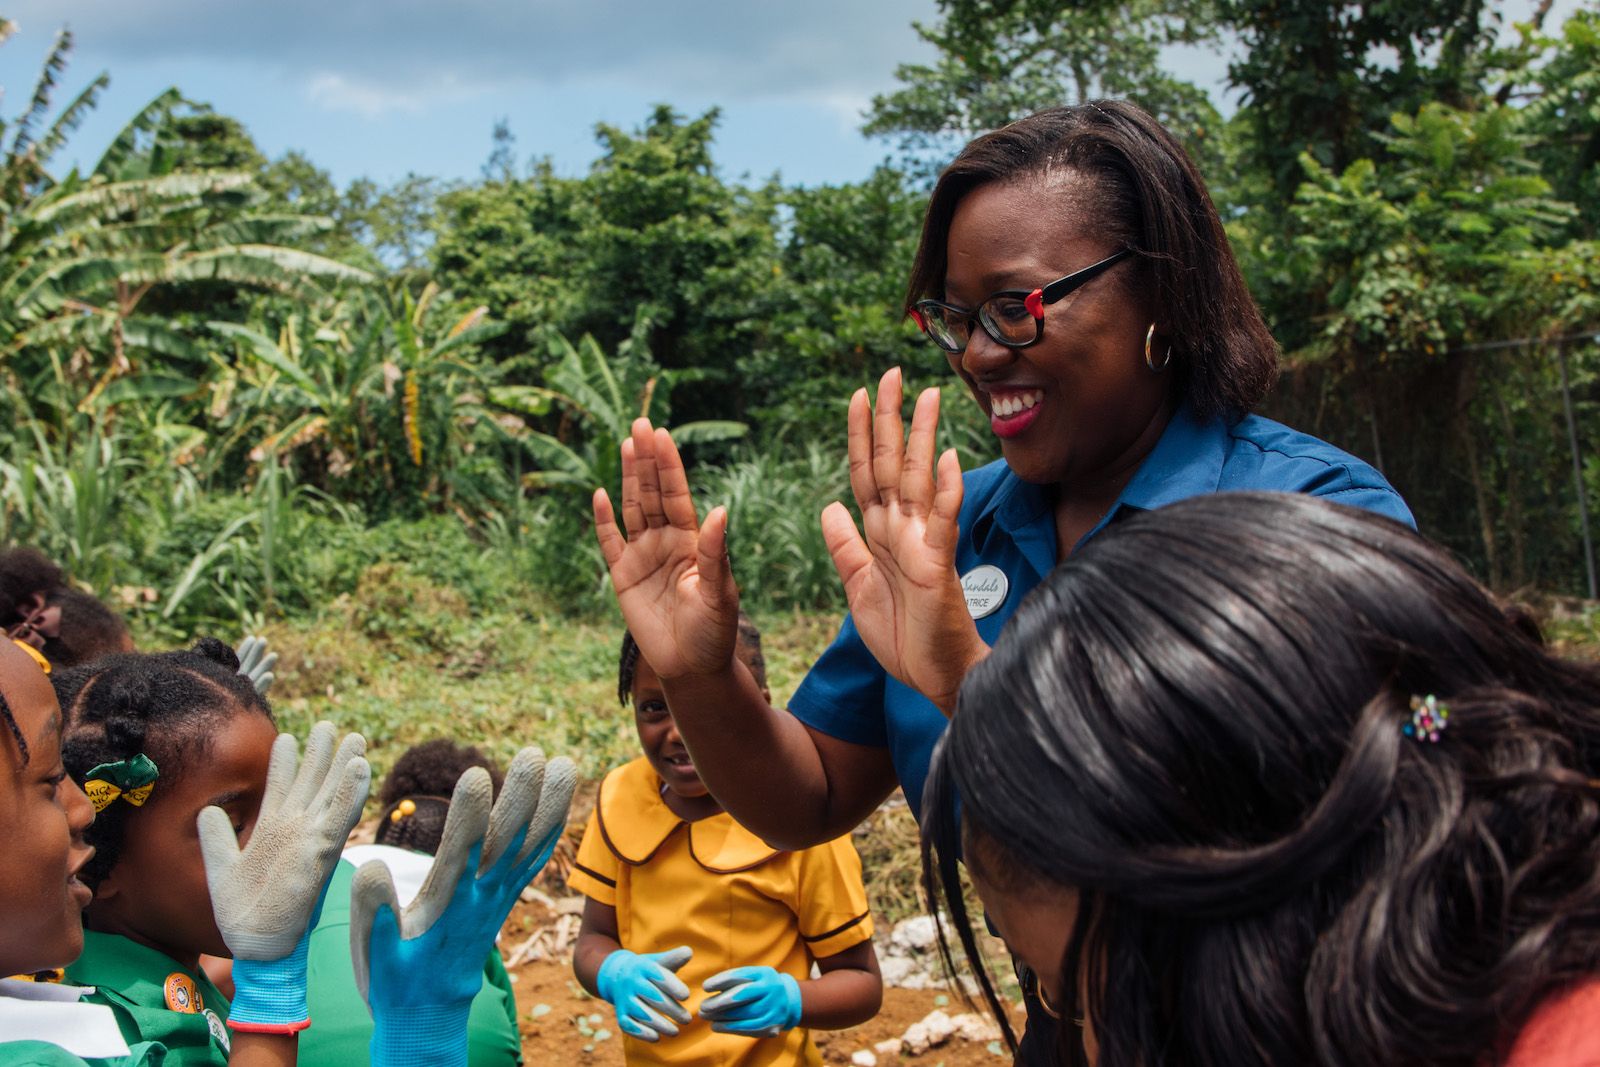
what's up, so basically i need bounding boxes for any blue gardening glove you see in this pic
[198,722,370,1033]
[350,746,576,1067]
[234,636,278,696]
[699,966,804,1038]
[596,947,694,1042]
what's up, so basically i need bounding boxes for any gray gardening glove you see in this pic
[234,635,278,696]
[198,721,369,1033]
[350,746,576,1067]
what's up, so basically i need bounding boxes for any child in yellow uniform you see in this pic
[571,617,882,1066]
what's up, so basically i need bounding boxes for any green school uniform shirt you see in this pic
[0,1041,164,1067]
[298,854,522,1067]
[62,933,230,1067]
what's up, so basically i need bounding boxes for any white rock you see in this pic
[850,1051,878,1066]
[900,1009,958,1054]
[952,1012,1003,1042]
[873,1037,903,1056]
[877,956,918,988]
[890,915,940,953]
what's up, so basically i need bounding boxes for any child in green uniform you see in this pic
[1,631,574,1067]
[0,638,360,1067]
[55,639,280,1066]
[298,740,522,1066]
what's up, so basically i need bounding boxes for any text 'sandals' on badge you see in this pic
[961,565,1009,620]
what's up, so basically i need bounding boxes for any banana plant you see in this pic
[493,312,746,500]
[0,27,371,398]
[212,283,512,513]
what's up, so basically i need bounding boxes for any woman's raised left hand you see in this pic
[821,367,988,716]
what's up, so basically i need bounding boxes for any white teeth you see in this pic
[993,391,1042,418]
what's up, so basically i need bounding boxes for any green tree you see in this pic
[1283,99,1596,589]
[863,0,1222,173]
[432,107,779,423]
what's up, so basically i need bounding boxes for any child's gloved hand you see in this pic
[596,946,695,1042]
[234,635,278,695]
[351,746,577,1067]
[198,721,370,1033]
[699,966,803,1038]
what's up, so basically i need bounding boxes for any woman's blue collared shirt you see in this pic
[787,404,1415,822]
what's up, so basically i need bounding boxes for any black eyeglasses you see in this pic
[909,249,1133,354]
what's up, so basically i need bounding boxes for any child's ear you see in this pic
[759,685,772,706]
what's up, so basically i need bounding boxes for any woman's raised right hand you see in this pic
[593,419,742,681]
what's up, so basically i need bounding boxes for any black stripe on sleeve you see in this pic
[801,911,869,943]
[572,861,617,889]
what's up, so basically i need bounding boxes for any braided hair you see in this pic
[0,688,27,766]
[55,637,272,888]
[617,612,767,708]
[374,739,503,856]
[0,547,131,669]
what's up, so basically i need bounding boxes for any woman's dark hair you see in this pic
[906,100,1278,419]
[0,547,130,669]
[617,612,767,707]
[923,492,1600,1067]
[56,637,272,888]
[374,739,504,855]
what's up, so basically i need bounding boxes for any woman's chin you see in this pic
[999,441,1068,485]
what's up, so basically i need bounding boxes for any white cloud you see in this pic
[303,71,492,117]
[13,0,940,106]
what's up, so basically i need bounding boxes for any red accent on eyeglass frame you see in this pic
[1023,289,1045,320]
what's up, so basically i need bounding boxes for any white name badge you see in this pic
[961,564,1009,619]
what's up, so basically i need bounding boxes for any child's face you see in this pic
[633,657,708,799]
[0,641,96,976]
[90,709,278,966]
[633,640,769,800]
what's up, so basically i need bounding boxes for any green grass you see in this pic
[197,571,847,792]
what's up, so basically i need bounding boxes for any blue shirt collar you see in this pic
[971,399,1231,560]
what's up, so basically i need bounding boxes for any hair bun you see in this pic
[190,636,241,672]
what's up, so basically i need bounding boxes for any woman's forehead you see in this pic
[0,643,60,746]
[946,181,1103,285]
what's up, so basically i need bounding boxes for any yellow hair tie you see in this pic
[10,639,49,674]
[389,798,418,823]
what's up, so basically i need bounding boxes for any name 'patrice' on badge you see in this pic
[960,565,1009,619]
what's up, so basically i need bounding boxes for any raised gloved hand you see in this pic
[198,721,370,1033]
[699,966,803,1038]
[234,636,278,696]
[596,947,694,1042]
[351,745,576,1067]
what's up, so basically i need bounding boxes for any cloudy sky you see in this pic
[3,0,952,187]
[0,1,1574,190]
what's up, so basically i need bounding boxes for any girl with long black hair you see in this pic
[925,492,1600,1066]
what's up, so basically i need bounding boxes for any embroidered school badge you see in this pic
[960,565,1009,619]
[163,972,203,1013]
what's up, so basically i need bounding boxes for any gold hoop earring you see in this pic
[1144,323,1171,372]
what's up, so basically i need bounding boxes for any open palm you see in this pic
[593,419,741,681]
[821,368,987,715]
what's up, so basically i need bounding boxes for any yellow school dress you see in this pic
[568,757,874,1066]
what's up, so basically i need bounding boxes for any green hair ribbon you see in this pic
[82,754,159,813]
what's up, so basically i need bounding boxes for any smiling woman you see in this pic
[593,99,1415,1063]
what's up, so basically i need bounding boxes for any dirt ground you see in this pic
[501,900,1018,1065]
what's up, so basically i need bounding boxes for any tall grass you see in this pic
[697,443,852,611]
